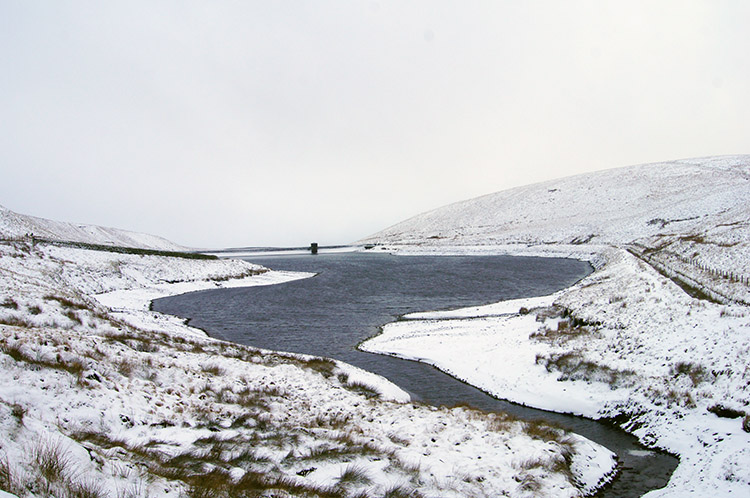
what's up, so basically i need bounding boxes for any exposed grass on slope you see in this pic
[0,439,108,498]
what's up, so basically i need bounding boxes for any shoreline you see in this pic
[359,243,750,497]
[175,247,672,496]
[0,241,618,497]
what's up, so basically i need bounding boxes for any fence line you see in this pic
[663,250,749,286]
[627,245,750,306]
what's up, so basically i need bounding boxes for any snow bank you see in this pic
[363,245,750,496]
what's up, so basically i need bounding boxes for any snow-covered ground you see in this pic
[359,156,750,497]
[0,236,616,496]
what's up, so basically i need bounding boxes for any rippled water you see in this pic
[154,251,677,497]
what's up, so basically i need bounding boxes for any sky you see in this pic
[1,1,749,248]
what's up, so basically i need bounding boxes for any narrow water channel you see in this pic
[153,251,677,497]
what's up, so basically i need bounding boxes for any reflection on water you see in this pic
[153,252,677,497]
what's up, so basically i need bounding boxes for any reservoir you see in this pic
[153,251,677,497]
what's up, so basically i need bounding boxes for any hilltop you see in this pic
[361,155,750,250]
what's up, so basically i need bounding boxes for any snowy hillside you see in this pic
[362,155,750,305]
[360,155,750,250]
[0,204,186,251]
[358,155,750,496]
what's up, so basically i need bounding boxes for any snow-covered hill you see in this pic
[362,155,750,305]
[360,155,750,249]
[0,204,186,252]
[358,155,750,496]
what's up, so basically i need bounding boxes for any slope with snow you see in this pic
[0,204,186,252]
[360,155,750,256]
[0,233,616,496]
[359,156,750,497]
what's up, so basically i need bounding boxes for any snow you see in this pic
[359,155,750,496]
[5,154,746,496]
[361,291,622,416]
[0,204,186,251]
[359,155,750,253]
[0,233,615,496]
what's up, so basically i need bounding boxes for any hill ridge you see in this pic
[359,155,750,248]
[0,204,186,251]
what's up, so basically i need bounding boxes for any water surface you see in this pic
[154,251,677,497]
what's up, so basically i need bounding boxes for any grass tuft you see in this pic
[64,478,108,498]
[201,363,225,376]
[44,295,89,311]
[64,310,83,325]
[0,315,34,328]
[32,439,74,486]
[670,361,706,386]
[301,357,337,378]
[530,318,591,343]
[536,352,636,388]
[0,456,22,496]
[383,484,422,498]
[517,473,542,493]
[1,298,18,310]
[10,402,27,424]
[344,381,381,399]
[337,463,372,487]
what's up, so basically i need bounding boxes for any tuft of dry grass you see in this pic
[115,480,148,498]
[664,388,696,408]
[486,411,520,433]
[523,419,570,445]
[30,438,76,495]
[517,472,542,493]
[0,315,34,328]
[1,298,19,310]
[387,433,410,446]
[44,295,90,311]
[307,413,352,430]
[179,466,345,498]
[382,484,423,498]
[64,309,83,325]
[536,352,636,388]
[337,463,372,487]
[530,320,591,343]
[64,478,108,498]
[10,402,27,424]
[516,456,547,471]
[670,361,706,386]
[0,456,22,496]
[343,381,381,399]
[201,363,225,376]
[300,357,337,378]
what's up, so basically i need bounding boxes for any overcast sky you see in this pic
[1,1,748,248]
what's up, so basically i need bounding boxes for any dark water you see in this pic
[153,252,677,497]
